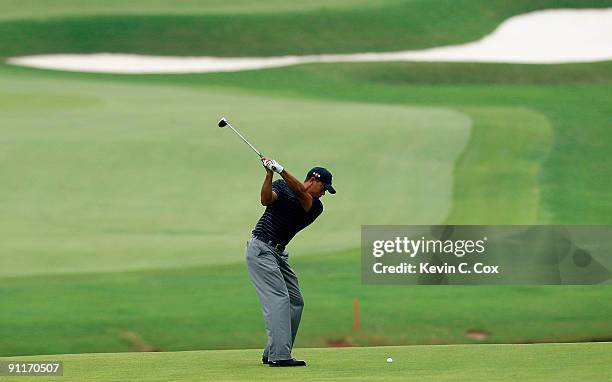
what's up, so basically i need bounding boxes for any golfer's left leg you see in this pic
[278,253,304,350]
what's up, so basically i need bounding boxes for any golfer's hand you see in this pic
[261,157,284,174]
[261,157,273,174]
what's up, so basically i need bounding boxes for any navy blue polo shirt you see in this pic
[252,179,323,246]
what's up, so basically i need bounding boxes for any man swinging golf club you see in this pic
[246,157,335,367]
[217,117,335,367]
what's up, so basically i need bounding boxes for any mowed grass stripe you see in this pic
[1,343,611,381]
[1,0,610,57]
[445,107,552,224]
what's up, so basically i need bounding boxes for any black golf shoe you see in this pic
[268,358,306,367]
[262,356,269,365]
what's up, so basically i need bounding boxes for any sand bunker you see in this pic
[7,8,612,74]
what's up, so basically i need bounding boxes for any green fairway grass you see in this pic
[0,66,476,277]
[1,0,611,358]
[2,343,611,381]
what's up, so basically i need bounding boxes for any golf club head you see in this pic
[218,117,228,128]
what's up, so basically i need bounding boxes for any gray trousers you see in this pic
[245,237,304,361]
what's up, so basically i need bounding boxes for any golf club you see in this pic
[218,117,263,158]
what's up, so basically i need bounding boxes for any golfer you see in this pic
[245,157,335,367]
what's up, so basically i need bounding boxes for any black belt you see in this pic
[253,235,286,252]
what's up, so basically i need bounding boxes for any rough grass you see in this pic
[0,0,407,20]
[1,0,610,57]
[2,249,611,357]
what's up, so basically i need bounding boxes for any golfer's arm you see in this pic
[280,169,313,211]
[260,171,277,206]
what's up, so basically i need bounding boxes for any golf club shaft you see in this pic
[226,122,263,158]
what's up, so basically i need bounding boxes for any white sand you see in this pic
[7,8,612,74]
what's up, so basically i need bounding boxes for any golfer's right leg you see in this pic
[245,238,292,362]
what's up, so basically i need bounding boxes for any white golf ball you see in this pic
[386,357,393,363]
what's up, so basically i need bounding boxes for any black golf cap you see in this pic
[307,167,336,194]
